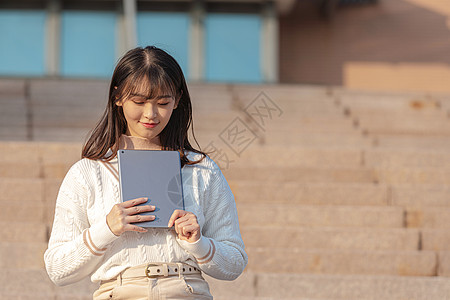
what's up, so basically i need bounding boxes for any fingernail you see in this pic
[150,205,155,209]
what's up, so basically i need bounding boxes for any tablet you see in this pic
[117,149,184,228]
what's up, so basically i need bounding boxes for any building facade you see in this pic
[0,0,287,83]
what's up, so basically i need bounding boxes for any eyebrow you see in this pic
[130,93,173,100]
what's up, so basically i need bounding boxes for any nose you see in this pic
[143,103,157,119]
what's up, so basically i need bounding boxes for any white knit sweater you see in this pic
[44,143,247,286]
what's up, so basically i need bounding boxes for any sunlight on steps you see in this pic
[1,79,450,299]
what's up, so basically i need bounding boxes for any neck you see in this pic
[118,135,163,150]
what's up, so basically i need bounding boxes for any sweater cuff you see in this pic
[87,217,119,253]
[177,235,212,260]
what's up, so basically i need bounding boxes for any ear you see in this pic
[115,98,123,107]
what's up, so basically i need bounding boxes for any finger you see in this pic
[182,224,199,237]
[126,214,156,224]
[174,217,193,231]
[174,214,197,228]
[125,205,155,216]
[175,219,197,237]
[124,224,148,233]
[122,197,148,208]
[168,210,187,227]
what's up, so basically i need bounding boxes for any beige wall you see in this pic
[279,0,450,93]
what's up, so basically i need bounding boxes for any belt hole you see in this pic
[183,268,185,272]
[175,268,178,272]
[194,267,197,271]
[157,269,160,273]
[189,267,192,271]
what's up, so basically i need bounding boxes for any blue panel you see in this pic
[137,12,189,78]
[61,11,117,77]
[0,10,46,76]
[205,14,262,83]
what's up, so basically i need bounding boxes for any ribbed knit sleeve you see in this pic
[177,163,248,280]
[44,160,118,286]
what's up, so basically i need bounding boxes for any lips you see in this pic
[140,122,159,128]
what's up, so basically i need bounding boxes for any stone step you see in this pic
[223,166,377,184]
[245,248,437,277]
[192,133,369,157]
[0,161,70,178]
[214,272,450,300]
[0,222,47,243]
[263,117,356,133]
[439,252,450,277]
[237,203,404,228]
[334,89,434,102]
[0,141,81,164]
[260,132,372,147]
[391,185,450,207]
[236,147,363,168]
[0,177,44,202]
[0,269,54,298]
[351,112,447,123]
[365,149,450,169]
[0,202,45,222]
[0,128,28,141]
[0,142,81,178]
[31,127,90,142]
[357,115,450,135]
[0,97,27,125]
[406,207,450,228]
[0,243,47,269]
[339,96,442,115]
[231,84,330,103]
[29,79,108,103]
[31,106,103,128]
[375,168,450,185]
[373,134,450,149]
[229,181,388,206]
[191,96,235,112]
[0,141,41,163]
[3,268,449,300]
[214,298,320,300]
[0,78,26,96]
[422,230,450,251]
[241,227,419,251]
[194,116,356,134]
[0,269,97,299]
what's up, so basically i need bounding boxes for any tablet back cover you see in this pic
[117,149,184,228]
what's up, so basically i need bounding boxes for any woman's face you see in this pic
[116,83,178,145]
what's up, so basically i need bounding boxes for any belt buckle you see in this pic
[145,264,161,278]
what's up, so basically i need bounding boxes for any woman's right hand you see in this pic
[106,197,155,236]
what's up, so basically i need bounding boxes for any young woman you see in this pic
[44,46,248,299]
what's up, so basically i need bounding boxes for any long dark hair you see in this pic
[82,46,207,167]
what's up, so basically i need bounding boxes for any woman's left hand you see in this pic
[168,210,201,243]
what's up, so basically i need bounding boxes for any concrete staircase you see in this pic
[0,79,449,299]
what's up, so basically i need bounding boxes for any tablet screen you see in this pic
[117,149,184,228]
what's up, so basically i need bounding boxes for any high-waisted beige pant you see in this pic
[93,269,213,300]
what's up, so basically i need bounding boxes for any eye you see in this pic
[131,98,146,105]
[132,101,145,105]
[159,103,170,106]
